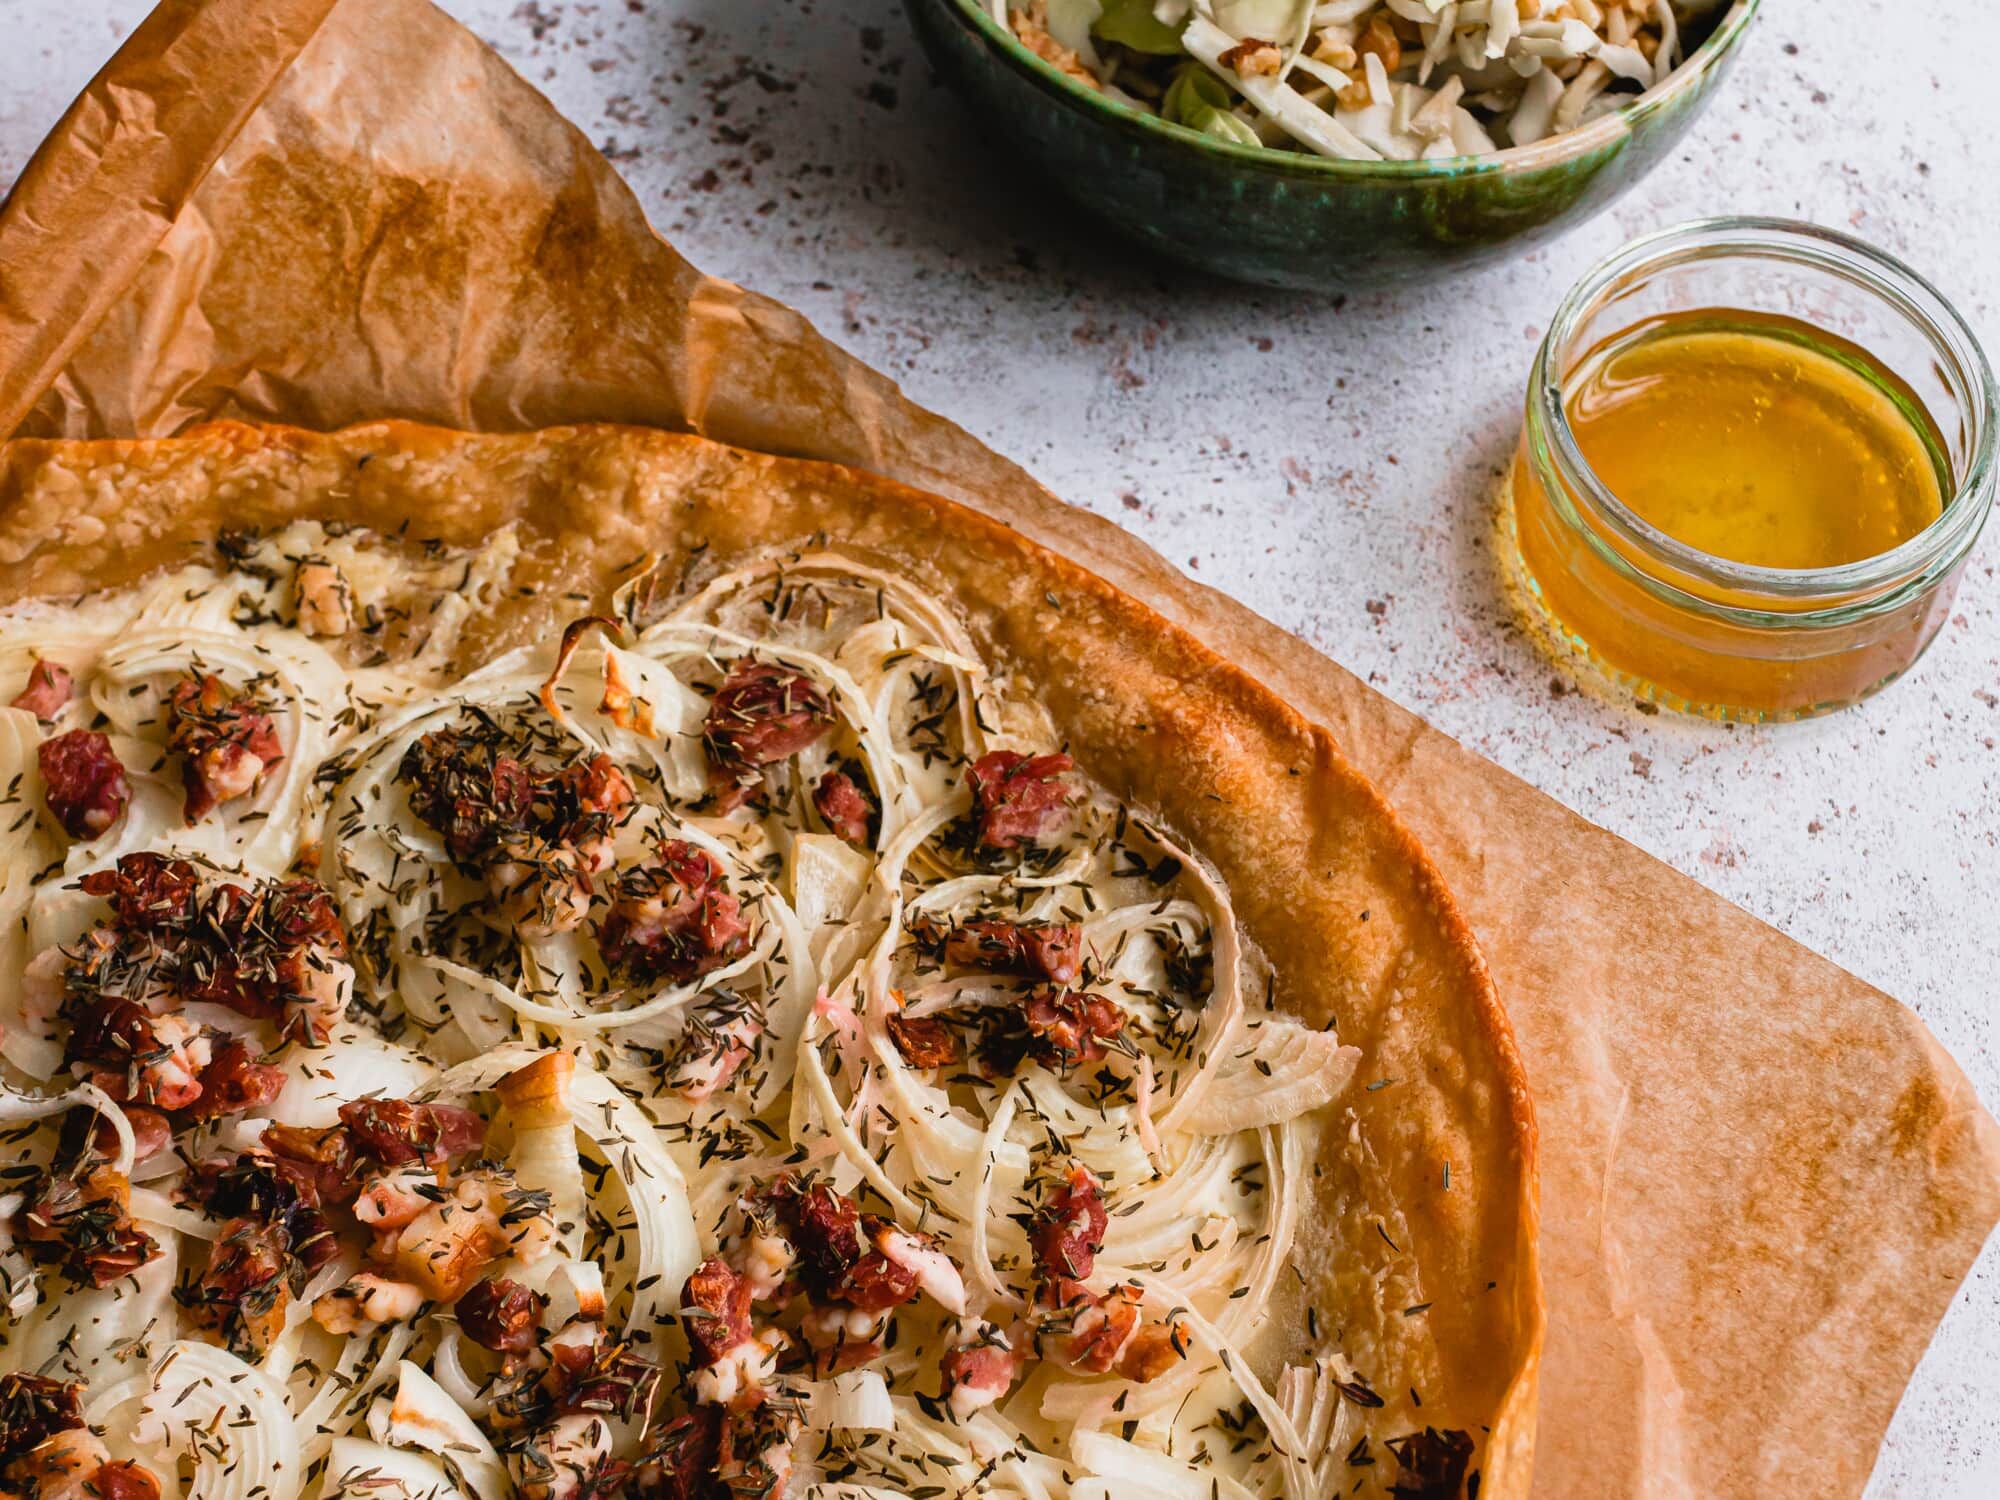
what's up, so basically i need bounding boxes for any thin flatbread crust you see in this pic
[0,419,1542,1493]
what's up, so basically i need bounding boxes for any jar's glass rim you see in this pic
[1534,216,1999,604]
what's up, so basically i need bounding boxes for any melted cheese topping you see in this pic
[0,524,1394,1500]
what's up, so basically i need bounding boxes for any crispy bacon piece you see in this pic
[1046,1281,1141,1374]
[681,1258,755,1368]
[261,1122,363,1205]
[92,1460,165,1500]
[93,1105,171,1164]
[37,730,130,840]
[966,751,1075,850]
[798,1330,884,1378]
[629,1407,723,1500]
[552,753,634,865]
[1039,1281,1186,1381]
[638,1399,793,1500]
[181,877,352,1043]
[939,1333,1026,1419]
[832,1239,922,1315]
[167,675,283,822]
[0,1373,84,1463]
[175,1038,288,1124]
[931,917,1083,985]
[1116,1320,1190,1382]
[762,1176,864,1294]
[338,1097,486,1167]
[718,1402,798,1500]
[78,853,200,932]
[665,999,763,1102]
[598,841,749,983]
[185,1217,294,1357]
[13,1165,159,1289]
[1386,1427,1477,1500]
[11,659,72,722]
[811,766,875,845]
[64,999,208,1113]
[564,1338,661,1423]
[886,1012,961,1070]
[398,727,539,862]
[702,660,833,774]
[1022,988,1125,1069]
[188,1155,339,1271]
[72,859,353,1045]
[458,1276,545,1355]
[1029,1165,1107,1292]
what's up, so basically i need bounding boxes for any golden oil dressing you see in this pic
[1562,309,1948,569]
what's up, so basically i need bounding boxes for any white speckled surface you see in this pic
[4,0,1997,1489]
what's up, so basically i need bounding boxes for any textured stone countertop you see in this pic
[4,0,1997,1491]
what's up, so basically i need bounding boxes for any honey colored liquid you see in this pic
[1563,310,1949,569]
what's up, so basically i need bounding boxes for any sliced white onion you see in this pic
[138,1341,304,1500]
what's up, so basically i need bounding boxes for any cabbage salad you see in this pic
[993,0,1732,159]
[0,524,1460,1499]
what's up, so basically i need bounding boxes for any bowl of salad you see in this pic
[907,0,1762,292]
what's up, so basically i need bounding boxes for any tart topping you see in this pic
[713,1175,967,1387]
[811,765,875,845]
[337,1096,487,1166]
[399,725,636,936]
[458,1276,546,1355]
[292,557,354,637]
[173,1037,288,1123]
[0,540,1387,1497]
[664,993,764,1101]
[0,1374,83,1460]
[1019,988,1127,1070]
[182,1215,296,1358]
[702,659,834,774]
[885,1010,962,1070]
[63,999,210,1113]
[167,673,284,822]
[0,1376,160,1500]
[1029,1164,1108,1291]
[61,855,355,1048]
[91,1461,165,1500]
[966,750,1076,850]
[680,1257,755,1370]
[11,658,73,722]
[938,1320,1027,1420]
[598,841,750,982]
[919,914,1083,985]
[12,1126,159,1289]
[1387,1427,1478,1500]
[37,729,130,840]
[400,724,540,864]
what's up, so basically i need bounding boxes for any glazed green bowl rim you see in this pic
[935,0,1763,179]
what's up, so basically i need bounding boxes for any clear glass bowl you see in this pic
[1503,217,1997,721]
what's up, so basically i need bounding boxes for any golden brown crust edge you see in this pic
[0,419,1542,1493]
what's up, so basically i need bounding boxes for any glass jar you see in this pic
[1502,217,1997,721]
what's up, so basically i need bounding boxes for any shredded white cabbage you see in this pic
[998,0,1716,159]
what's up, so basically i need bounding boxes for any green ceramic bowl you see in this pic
[906,0,1763,292]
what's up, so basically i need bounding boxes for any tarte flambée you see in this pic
[0,422,1540,1500]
